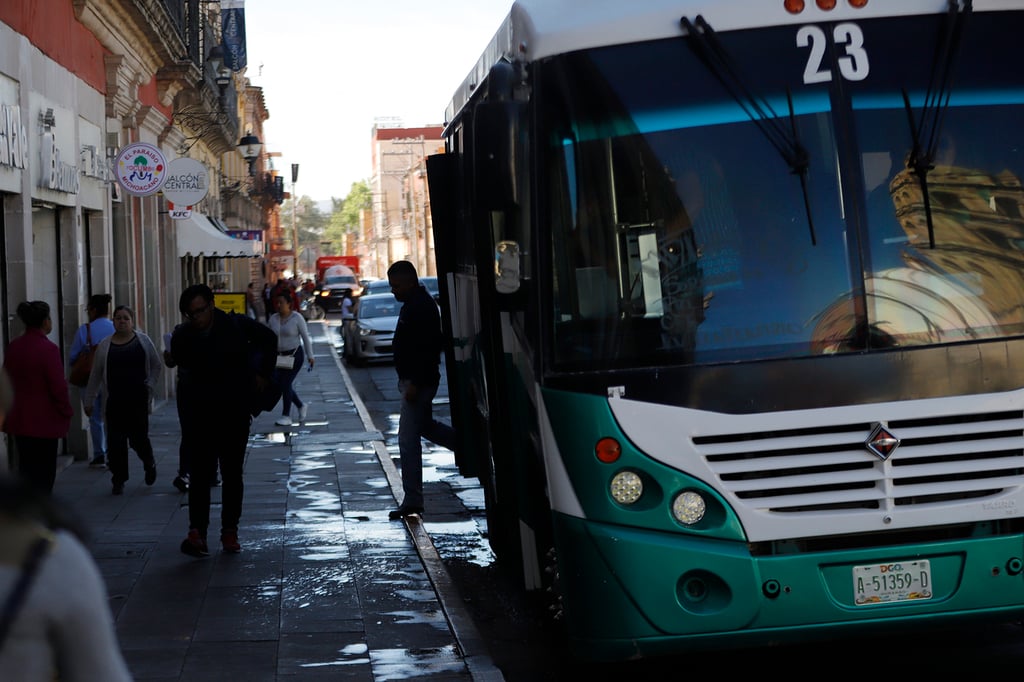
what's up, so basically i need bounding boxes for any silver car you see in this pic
[342,293,401,364]
[420,276,440,302]
[361,279,392,296]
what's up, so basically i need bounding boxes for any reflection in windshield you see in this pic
[542,12,1024,371]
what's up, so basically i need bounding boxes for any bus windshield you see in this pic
[543,11,1024,371]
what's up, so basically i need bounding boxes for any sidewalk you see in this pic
[54,322,502,681]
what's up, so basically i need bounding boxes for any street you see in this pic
[322,314,1024,678]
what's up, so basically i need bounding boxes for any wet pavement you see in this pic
[52,321,504,681]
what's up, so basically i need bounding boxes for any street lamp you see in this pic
[238,133,262,176]
[207,44,233,92]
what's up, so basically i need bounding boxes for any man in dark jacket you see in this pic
[387,260,455,520]
[170,284,277,556]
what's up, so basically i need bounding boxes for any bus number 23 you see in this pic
[797,23,870,84]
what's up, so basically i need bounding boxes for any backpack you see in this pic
[231,313,281,417]
[68,324,95,388]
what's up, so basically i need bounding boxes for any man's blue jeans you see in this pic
[89,392,105,458]
[397,380,455,509]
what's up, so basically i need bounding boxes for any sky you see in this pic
[242,0,515,203]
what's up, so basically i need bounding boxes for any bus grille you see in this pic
[693,410,1024,513]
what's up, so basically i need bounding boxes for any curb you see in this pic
[331,339,505,681]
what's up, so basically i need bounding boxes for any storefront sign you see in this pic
[168,203,192,220]
[40,132,80,194]
[114,142,167,196]
[214,292,246,314]
[0,104,27,170]
[163,157,209,207]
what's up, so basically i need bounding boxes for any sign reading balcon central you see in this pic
[163,158,210,219]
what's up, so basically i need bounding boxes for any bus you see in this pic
[425,0,1024,661]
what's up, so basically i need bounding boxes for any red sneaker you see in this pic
[180,529,209,557]
[220,530,241,553]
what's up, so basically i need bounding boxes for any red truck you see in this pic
[316,256,360,284]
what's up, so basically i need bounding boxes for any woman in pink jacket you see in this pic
[2,301,73,493]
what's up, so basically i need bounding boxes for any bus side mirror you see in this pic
[473,100,525,211]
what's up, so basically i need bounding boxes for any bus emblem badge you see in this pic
[866,424,900,460]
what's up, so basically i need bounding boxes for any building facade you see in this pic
[0,0,277,461]
[368,124,443,280]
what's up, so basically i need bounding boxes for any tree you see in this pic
[323,180,372,253]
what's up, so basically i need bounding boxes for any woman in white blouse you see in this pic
[268,294,315,426]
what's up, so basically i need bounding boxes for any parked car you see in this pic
[420,276,440,302]
[361,279,391,297]
[361,277,438,300]
[342,293,401,364]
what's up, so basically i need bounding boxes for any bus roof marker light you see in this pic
[673,491,707,526]
[595,437,622,463]
[610,471,643,505]
[849,0,869,7]
[817,0,838,9]
[784,0,805,13]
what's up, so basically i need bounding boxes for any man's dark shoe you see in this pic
[180,529,209,558]
[144,463,157,486]
[220,530,241,553]
[388,506,424,520]
[89,456,106,469]
[172,474,189,494]
[112,482,124,495]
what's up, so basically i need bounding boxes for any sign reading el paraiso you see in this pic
[114,143,167,196]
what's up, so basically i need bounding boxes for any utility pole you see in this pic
[291,163,299,278]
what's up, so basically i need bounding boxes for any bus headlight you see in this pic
[610,471,643,505]
[672,491,707,525]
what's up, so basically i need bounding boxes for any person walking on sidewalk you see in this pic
[2,301,73,494]
[386,261,455,520]
[170,284,277,556]
[268,293,315,427]
[84,305,162,496]
[69,294,114,469]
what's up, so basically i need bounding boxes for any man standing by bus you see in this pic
[386,260,455,520]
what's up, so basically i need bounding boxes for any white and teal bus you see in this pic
[426,0,1024,660]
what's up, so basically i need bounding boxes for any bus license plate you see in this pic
[853,560,932,605]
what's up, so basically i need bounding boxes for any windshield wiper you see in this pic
[681,15,817,245]
[902,0,972,249]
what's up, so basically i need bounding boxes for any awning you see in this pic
[175,213,261,258]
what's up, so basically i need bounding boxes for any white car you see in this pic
[342,293,401,364]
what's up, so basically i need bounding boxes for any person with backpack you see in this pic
[169,284,277,556]
[0,371,132,681]
[69,294,115,468]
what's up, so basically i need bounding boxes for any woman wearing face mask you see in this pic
[84,305,163,495]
